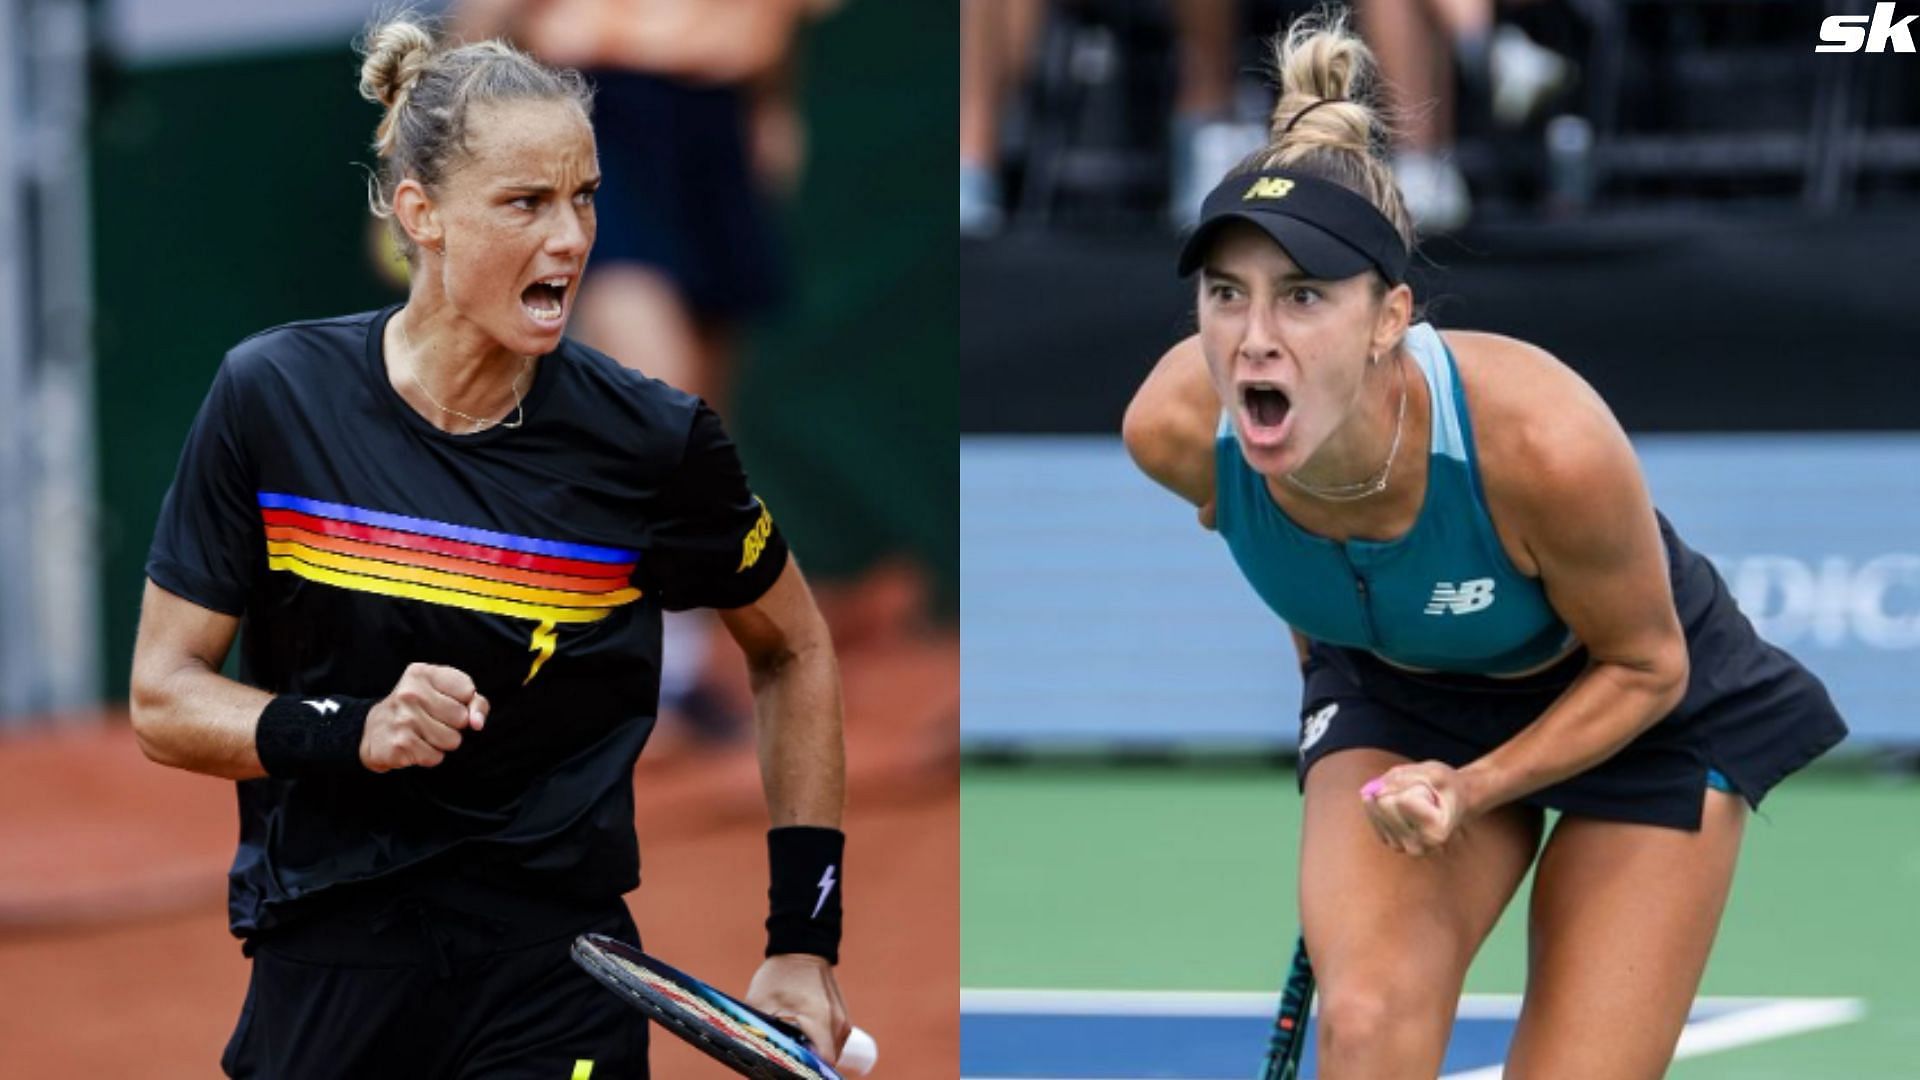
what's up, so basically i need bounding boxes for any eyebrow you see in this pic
[498,177,603,194]
[1200,265,1317,284]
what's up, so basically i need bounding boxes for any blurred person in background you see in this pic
[130,19,852,1075]
[1123,10,1843,1075]
[1166,0,1266,228]
[457,0,835,746]
[1357,0,1570,230]
[961,0,1045,236]
[957,0,1276,233]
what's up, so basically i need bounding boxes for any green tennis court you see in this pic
[962,760,1920,1077]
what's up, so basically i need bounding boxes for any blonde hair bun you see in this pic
[1236,7,1415,253]
[358,19,435,114]
[353,15,591,259]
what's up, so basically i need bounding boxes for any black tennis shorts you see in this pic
[222,881,648,1079]
[1297,514,1848,830]
[586,70,785,321]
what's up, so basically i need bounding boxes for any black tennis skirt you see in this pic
[1298,514,1848,830]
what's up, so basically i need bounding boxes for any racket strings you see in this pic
[609,953,831,1080]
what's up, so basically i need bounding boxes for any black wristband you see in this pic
[255,694,374,778]
[766,826,844,963]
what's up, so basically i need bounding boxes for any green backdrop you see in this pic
[91,4,955,699]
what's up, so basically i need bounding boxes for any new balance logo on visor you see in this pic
[303,698,340,715]
[1818,3,1917,52]
[1243,177,1296,200]
[1425,579,1497,615]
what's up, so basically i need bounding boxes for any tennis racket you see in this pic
[571,933,876,1079]
[1259,931,1315,1080]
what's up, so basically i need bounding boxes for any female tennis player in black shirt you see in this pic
[130,19,850,1078]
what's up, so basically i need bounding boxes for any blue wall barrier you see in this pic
[961,434,1920,750]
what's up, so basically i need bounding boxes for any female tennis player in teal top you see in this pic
[1124,12,1844,1078]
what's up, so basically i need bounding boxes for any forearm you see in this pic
[749,638,845,828]
[129,660,273,780]
[1458,658,1685,816]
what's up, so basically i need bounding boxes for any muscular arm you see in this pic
[1128,337,1317,662]
[720,558,844,828]
[1121,335,1220,516]
[129,580,271,780]
[723,557,851,1057]
[132,581,483,780]
[1454,339,1689,816]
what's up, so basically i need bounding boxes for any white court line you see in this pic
[961,988,1808,1019]
[1380,997,1868,1080]
[1671,997,1867,1057]
[961,990,1866,1080]
[964,988,1542,1018]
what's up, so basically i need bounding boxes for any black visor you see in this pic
[1177,170,1409,285]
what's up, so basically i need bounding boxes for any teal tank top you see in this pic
[1214,323,1574,675]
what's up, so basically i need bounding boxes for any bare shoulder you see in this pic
[1440,330,1645,563]
[1442,330,1626,479]
[1122,335,1220,510]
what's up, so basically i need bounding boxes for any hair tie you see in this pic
[1281,97,1343,138]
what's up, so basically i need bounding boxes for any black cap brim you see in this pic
[1177,211,1378,281]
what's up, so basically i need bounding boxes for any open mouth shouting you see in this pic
[1238,380,1293,449]
[520,273,574,329]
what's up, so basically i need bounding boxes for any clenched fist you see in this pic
[1360,760,1469,857]
[361,662,488,772]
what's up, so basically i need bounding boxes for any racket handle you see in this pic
[839,1026,878,1075]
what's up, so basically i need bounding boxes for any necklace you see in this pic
[398,318,532,434]
[1284,352,1408,502]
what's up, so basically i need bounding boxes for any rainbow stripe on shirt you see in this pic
[258,492,641,683]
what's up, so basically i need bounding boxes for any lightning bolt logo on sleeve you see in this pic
[812,864,838,919]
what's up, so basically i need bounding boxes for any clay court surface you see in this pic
[0,630,957,1079]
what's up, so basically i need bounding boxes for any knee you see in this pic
[1317,985,1398,1054]
[1316,981,1444,1063]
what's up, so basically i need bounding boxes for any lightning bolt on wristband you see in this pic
[766,826,844,963]
[255,694,373,777]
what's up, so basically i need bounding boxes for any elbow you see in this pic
[747,633,833,685]
[128,668,185,768]
[743,610,836,683]
[1662,652,1691,716]
[1120,394,1162,473]
[1597,637,1688,728]
[1644,639,1690,718]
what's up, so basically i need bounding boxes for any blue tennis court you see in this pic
[961,990,1864,1079]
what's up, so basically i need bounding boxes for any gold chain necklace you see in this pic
[1284,352,1408,502]
[398,318,532,434]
